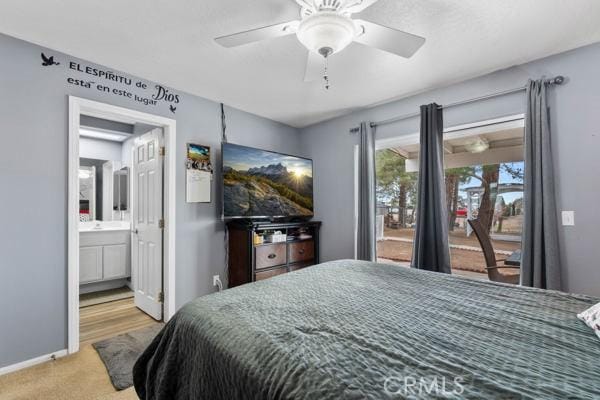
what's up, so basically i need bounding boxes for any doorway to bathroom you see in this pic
[67,97,177,354]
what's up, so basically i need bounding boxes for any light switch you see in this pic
[562,211,575,226]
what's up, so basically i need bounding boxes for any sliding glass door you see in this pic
[375,117,524,280]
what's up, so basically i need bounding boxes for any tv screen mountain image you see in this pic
[222,143,314,218]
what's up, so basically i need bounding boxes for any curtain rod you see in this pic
[349,75,565,133]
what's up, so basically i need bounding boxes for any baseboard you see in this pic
[80,278,129,294]
[0,349,68,376]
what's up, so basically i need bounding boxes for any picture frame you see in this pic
[186,143,212,173]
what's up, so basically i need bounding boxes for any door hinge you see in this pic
[158,292,164,303]
[159,219,165,229]
[159,146,166,157]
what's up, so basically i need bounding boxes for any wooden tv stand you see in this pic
[226,220,321,288]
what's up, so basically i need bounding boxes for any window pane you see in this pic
[375,149,418,266]
[447,162,522,279]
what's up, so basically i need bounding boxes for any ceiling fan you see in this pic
[215,0,425,89]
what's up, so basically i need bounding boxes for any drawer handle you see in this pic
[268,254,277,259]
[298,249,305,255]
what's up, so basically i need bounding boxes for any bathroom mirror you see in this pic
[113,167,129,213]
[80,158,106,220]
[80,158,129,221]
[79,166,96,221]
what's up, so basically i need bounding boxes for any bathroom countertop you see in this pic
[79,221,131,233]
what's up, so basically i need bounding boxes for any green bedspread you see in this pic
[133,260,600,399]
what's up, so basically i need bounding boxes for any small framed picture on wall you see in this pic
[186,143,212,173]
[186,143,212,203]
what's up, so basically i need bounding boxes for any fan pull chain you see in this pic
[323,56,330,90]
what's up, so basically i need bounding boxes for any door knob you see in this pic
[133,229,139,234]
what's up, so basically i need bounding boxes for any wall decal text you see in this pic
[39,52,181,113]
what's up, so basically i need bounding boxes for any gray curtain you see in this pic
[411,104,451,273]
[357,122,376,261]
[521,80,562,290]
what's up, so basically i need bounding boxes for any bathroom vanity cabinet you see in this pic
[79,229,131,285]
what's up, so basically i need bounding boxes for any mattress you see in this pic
[133,260,600,399]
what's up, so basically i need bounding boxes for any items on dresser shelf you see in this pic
[253,232,264,245]
[227,220,321,287]
[253,231,287,244]
[265,231,287,243]
[286,227,312,241]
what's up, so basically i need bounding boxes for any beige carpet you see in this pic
[0,346,139,400]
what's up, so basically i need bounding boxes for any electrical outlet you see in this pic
[562,211,575,226]
[213,275,224,292]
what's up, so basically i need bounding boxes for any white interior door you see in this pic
[132,128,164,320]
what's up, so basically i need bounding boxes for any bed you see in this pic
[133,260,600,399]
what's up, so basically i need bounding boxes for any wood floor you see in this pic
[79,297,159,347]
[80,286,134,308]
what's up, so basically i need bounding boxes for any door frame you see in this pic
[68,96,177,354]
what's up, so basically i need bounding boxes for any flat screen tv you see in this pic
[222,143,313,219]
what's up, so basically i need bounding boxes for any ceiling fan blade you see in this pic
[215,20,299,48]
[295,0,315,10]
[344,0,381,14]
[353,19,425,58]
[304,51,324,82]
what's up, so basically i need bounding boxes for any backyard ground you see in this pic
[492,214,523,235]
[378,227,521,274]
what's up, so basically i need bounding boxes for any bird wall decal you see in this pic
[169,105,177,114]
[41,52,60,66]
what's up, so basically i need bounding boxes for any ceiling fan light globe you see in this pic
[465,137,490,153]
[296,12,356,56]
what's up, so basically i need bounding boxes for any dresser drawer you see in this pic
[289,240,314,263]
[289,261,314,272]
[255,243,287,269]
[255,266,287,281]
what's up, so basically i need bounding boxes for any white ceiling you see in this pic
[1,0,600,128]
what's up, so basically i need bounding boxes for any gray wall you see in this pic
[79,137,123,161]
[80,115,134,134]
[0,33,301,368]
[300,42,600,298]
